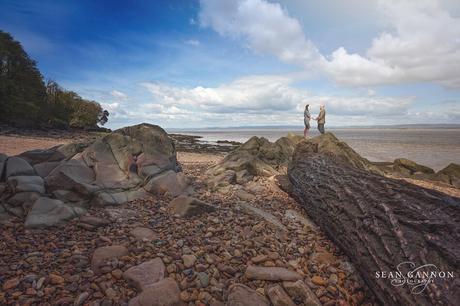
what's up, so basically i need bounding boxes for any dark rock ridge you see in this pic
[205,133,303,191]
[288,133,460,305]
[0,123,192,228]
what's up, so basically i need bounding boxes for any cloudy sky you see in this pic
[1,0,459,128]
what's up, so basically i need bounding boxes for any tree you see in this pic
[0,30,109,129]
[0,30,46,126]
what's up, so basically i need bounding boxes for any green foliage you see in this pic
[0,31,46,125]
[0,30,108,129]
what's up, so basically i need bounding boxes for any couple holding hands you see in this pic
[304,104,326,137]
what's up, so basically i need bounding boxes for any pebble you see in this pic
[48,273,65,285]
[2,277,20,291]
[74,292,90,305]
[182,254,197,268]
[312,276,327,286]
[197,272,210,287]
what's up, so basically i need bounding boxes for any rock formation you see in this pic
[288,133,460,305]
[205,134,302,191]
[0,123,191,228]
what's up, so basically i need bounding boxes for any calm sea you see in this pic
[171,128,460,171]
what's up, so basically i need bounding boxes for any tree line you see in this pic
[0,30,108,129]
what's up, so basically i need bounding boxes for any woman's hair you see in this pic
[305,104,309,108]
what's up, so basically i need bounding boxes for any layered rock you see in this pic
[288,133,460,305]
[205,135,302,191]
[0,123,190,227]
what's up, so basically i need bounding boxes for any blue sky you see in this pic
[1,0,459,128]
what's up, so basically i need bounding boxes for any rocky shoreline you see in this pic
[0,124,459,305]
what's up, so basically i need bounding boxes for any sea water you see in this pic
[171,127,460,171]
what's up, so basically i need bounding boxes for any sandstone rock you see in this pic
[227,283,269,306]
[91,245,129,274]
[79,215,110,227]
[25,197,80,228]
[123,258,165,291]
[169,196,216,218]
[283,280,321,306]
[144,170,191,197]
[5,156,35,177]
[267,285,296,306]
[245,266,302,281]
[207,136,298,184]
[7,175,45,193]
[130,227,156,241]
[128,277,185,306]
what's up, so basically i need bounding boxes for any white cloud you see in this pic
[141,75,413,121]
[110,90,128,100]
[199,0,324,69]
[184,39,200,46]
[199,0,460,88]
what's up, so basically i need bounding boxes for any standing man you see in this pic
[316,104,326,134]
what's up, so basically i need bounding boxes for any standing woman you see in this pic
[303,104,311,137]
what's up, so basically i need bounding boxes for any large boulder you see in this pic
[206,135,302,189]
[6,123,187,227]
[24,197,83,228]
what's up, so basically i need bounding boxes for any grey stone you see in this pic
[7,175,45,194]
[6,156,35,177]
[0,153,7,178]
[7,192,41,209]
[25,197,79,228]
[91,189,147,206]
[34,161,61,178]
